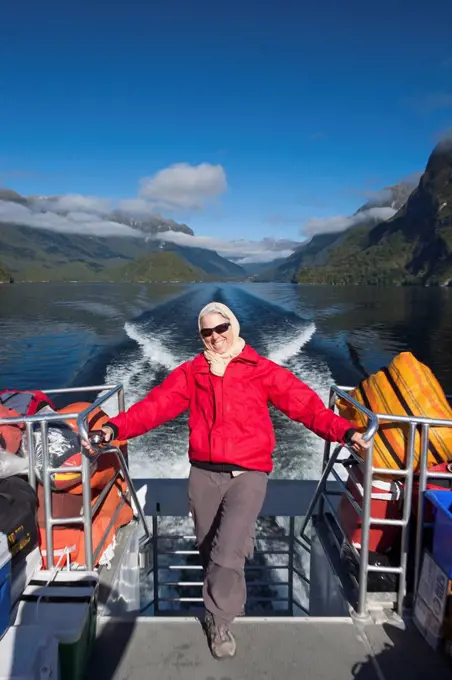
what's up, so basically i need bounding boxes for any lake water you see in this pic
[1,282,451,481]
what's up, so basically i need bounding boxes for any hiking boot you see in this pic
[204,611,237,660]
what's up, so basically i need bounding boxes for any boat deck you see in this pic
[88,617,451,680]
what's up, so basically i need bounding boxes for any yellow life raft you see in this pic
[337,352,452,472]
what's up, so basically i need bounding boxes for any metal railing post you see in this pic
[288,517,295,616]
[356,437,374,619]
[318,388,336,518]
[414,424,430,592]
[40,421,53,569]
[118,386,125,414]
[397,423,416,616]
[26,421,36,491]
[152,515,159,615]
[82,446,94,572]
[317,441,330,519]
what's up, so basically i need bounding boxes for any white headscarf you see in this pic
[198,302,246,377]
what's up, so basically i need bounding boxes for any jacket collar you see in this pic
[191,344,259,374]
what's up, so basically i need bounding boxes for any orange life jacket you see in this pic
[0,388,55,455]
[38,476,133,568]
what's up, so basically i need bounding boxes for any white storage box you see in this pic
[0,624,59,679]
[13,572,99,680]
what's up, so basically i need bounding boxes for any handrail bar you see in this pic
[330,386,452,428]
[43,384,120,395]
[329,387,380,440]
[337,386,451,398]
[375,413,452,427]
[77,384,124,444]
[0,411,85,425]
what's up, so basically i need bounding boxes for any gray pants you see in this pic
[188,466,268,626]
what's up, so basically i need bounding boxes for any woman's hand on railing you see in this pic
[81,426,114,454]
[99,426,114,443]
[349,431,370,456]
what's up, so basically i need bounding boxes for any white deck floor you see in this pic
[88,617,451,680]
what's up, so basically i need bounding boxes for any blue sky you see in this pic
[1,0,452,258]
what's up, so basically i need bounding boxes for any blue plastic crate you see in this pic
[425,489,452,579]
[0,532,11,641]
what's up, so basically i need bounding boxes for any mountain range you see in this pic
[0,190,245,282]
[1,140,451,285]
[294,141,452,286]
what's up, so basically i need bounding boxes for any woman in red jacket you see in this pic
[99,302,368,660]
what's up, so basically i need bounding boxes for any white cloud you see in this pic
[234,250,295,265]
[152,231,300,263]
[0,200,142,238]
[117,198,153,216]
[301,206,397,238]
[0,160,229,238]
[361,188,394,207]
[360,174,419,208]
[139,163,227,210]
[33,194,112,215]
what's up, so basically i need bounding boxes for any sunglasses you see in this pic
[200,322,231,338]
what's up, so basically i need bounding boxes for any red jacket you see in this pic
[109,344,354,473]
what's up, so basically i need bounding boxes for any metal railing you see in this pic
[130,476,329,617]
[0,383,151,571]
[2,381,451,619]
[147,514,309,616]
[300,385,452,619]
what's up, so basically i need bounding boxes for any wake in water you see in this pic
[104,326,190,478]
[268,323,316,365]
